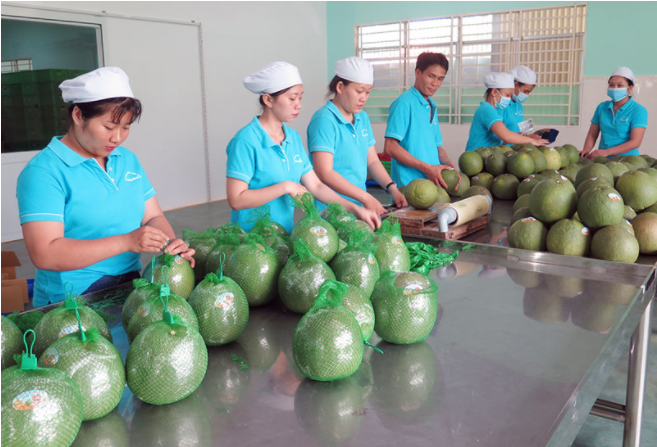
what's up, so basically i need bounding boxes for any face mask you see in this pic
[495,95,511,110]
[515,92,529,103]
[607,88,628,102]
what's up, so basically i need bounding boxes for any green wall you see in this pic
[327,1,657,80]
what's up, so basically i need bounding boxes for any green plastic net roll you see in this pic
[329,229,380,299]
[339,283,375,341]
[188,266,250,346]
[121,278,161,331]
[224,234,282,307]
[2,330,84,447]
[182,228,219,283]
[148,254,195,300]
[2,316,23,371]
[205,233,241,276]
[373,214,411,274]
[69,410,128,447]
[291,193,339,263]
[126,292,199,344]
[278,240,336,314]
[38,318,125,421]
[371,271,439,344]
[292,281,365,381]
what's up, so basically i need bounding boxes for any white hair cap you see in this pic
[334,57,374,85]
[484,72,515,89]
[610,66,635,84]
[59,67,134,103]
[509,65,537,85]
[243,61,303,95]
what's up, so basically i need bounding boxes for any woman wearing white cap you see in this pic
[226,61,381,233]
[16,67,195,306]
[307,57,407,214]
[504,65,552,139]
[465,72,549,151]
[581,67,648,159]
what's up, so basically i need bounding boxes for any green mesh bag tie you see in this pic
[149,253,195,299]
[224,233,282,307]
[323,203,358,241]
[278,239,336,314]
[405,241,462,275]
[38,310,125,421]
[291,193,339,263]
[205,233,241,275]
[2,329,84,447]
[33,284,112,357]
[339,283,375,341]
[249,207,289,238]
[7,310,45,334]
[182,228,220,283]
[371,271,439,344]
[217,222,248,242]
[188,262,250,346]
[121,278,161,331]
[373,213,411,274]
[329,229,380,299]
[2,316,24,371]
[292,280,365,381]
[69,410,129,447]
[126,278,208,405]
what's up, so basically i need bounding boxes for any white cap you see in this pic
[243,61,303,95]
[509,65,537,85]
[59,67,134,103]
[484,72,515,89]
[334,57,374,85]
[610,66,635,84]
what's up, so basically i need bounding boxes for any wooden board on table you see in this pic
[420,215,490,241]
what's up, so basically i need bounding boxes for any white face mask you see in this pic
[515,92,529,103]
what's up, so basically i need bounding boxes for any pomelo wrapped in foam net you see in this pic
[291,193,339,263]
[205,233,241,276]
[121,278,161,332]
[330,229,380,299]
[182,228,219,282]
[372,213,411,274]
[2,316,23,371]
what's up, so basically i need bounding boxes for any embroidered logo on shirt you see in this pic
[362,129,369,137]
[293,154,303,163]
[620,117,629,122]
[125,172,142,181]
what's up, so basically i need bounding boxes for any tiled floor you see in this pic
[2,194,655,446]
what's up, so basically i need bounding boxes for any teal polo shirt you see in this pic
[307,100,376,211]
[385,86,443,186]
[465,102,504,151]
[591,97,648,157]
[16,136,156,306]
[503,98,524,133]
[226,116,312,233]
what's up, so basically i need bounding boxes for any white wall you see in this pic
[1,1,328,241]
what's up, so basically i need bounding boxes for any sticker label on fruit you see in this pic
[582,227,590,236]
[59,324,84,338]
[174,255,185,265]
[214,292,234,308]
[338,215,354,223]
[256,243,266,251]
[626,220,633,227]
[608,193,622,202]
[310,226,328,236]
[368,253,376,265]
[522,178,531,183]
[138,302,150,318]
[560,175,569,181]
[521,217,537,223]
[590,177,597,181]
[392,236,403,245]
[13,390,48,411]
[403,284,424,296]
[43,347,59,365]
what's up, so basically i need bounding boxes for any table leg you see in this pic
[623,298,653,447]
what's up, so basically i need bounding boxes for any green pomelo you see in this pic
[575,163,614,187]
[38,331,125,421]
[519,143,537,153]
[615,219,635,236]
[511,143,524,150]
[555,146,570,168]
[435,187,451,204]
[188,274,250,345]
[373,233,411,274]
[70,411,129,447]
[330,249,380,299]
[262,233,292,265]
[507,152,535,178]
[1,316,23,371]
[562,144,580,164]
[545,275,585,298]
[529,179,578,224]
[506,267,543,288]
[224,241,282,306]
[127,293,199,343]
[546,219,591,257]
[615,170,657,211]
[151,254,195,300]
[523,288,571,323]
[508,217,548,251]
[461,185,493,201]
[121,280,160,332]
[577,157,593,166]
[624,154,649,168]
[539,146,562,171]
[340,283,375,340]
[539,169,563,181]
[593,156,610,164]
[470,172,495,191]
[623,205,637,220]
[631,213,657,254]
[484,152,507,176]
[205,243,239,276]
[182,231,217,283]
[511,207,533,225]
[605,161,630,183]
[442,168,470,197]
[528,149,548,173]
[643,203,657,214]
[590,225,640,263]
[491,174,519,200]
[291,217,339,263]
[517,175,544,197]
[559,164,581,183]
[638,167,657,179]
[576,177,612,198]
[404,179,438,209]
[127,320,208,405]
[577,187,625,229]
[474,146,494,161]
[458,151,484,176]
[278,250,336,314]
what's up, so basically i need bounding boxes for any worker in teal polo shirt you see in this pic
[384,52,457,189]
[16,67,194,306]
[226,61,380,233]
[582,66,648,159]
[308,57,407,214]
[465,72,549,152]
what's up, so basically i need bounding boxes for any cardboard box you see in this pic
[2,251,28,312]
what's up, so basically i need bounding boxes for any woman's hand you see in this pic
[586,149,602,160]
[362,194,387,215]
[125,226,169,254]
[389,186,408,208]
[533,138,551,146]
[353,206,382,230]
[284,180,309,198]
[164,238,196,268]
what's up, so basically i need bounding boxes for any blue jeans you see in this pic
[82,271,140,295]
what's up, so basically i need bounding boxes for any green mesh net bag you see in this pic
[126,284,208,406]
[217,222,247,242]
[7,310,45,334]
[2,330,84,447]
[182,228,219,283]
[224,234,282,307]
[371,271,438,344]
[262,233,292,265]
[126,292,199,344]
[278,240,336,314]
[37,305,125,421]
[121,278,161,331]
[147,254,195,300]
[70,410,128,447]
[249,209,289,238]
[2,316,24,371]
[339,282,375,341]
[205,233,241,276]
[323,203,357,240]
[373,214,411,274]
[292,281,366,381]
[33,287,112,357]
[188,262,250,346]
[330,230,380,299]
[291,193,339,263]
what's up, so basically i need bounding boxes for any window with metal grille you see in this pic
[356,4,587,126]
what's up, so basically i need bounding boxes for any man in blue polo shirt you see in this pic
[384,52,458,189]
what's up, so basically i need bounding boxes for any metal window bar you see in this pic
[1,58,33,73]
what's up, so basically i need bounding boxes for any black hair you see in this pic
[484,88,494,100]
[415,52,449,73]
[326,75,352,98]
[68,97,142,128]
[259,86,293,106]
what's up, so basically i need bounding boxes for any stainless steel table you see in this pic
[41,237,654,447]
